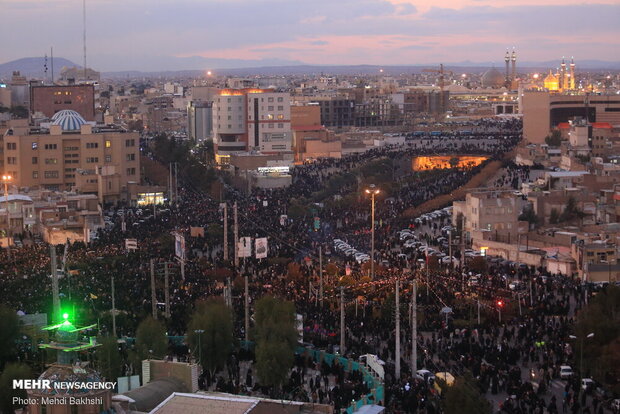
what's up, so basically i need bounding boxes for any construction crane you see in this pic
[422,64,453,117]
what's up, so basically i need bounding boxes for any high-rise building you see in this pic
[30,84,96,121]
[187,101,213,142]
[212,89,291,164]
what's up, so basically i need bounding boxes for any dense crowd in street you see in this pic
[2,117,617,413]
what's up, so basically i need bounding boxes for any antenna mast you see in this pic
[83,0,87,80]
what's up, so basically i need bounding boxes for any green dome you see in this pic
[56,321,78,343]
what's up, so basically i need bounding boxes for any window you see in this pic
[64,146,78,151]
[278,106,284,111]
[126,153,135,161]
[105,140,111,148]
[268,97,274,102]
[277,97,283,102]
[45,158,58,164]
[125,139,135,147]
[32,142,38,150]
[86,142,98,149]
[32,171,38,179]
[32,157,38,164]
[44,171,59,179]
[278,123,284,128]
[6,142,16,150]
[268,106,274,111]
[127,167,136,176]
[7,157,17,164]
[268,123,274,128]
[86,157,99,163]
[44,144,57,150]
[277,114,284,120]
[105,155,112,163]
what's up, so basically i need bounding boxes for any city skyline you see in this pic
[1,0,619,72]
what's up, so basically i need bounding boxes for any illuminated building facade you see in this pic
[542,58,576,92]
[213,89,291,164]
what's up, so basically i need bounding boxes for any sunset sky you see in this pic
[1,0,618,71]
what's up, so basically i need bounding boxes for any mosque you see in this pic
[543,57,576,92]
[481,49,518,89]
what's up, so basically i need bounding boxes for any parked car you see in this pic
[560,365,574,380]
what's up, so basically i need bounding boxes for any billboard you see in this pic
[255,237,268,259]
[174,233,186,260]
[238,237,252,258]
[125,238,138,251]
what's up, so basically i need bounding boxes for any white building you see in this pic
[212,89,291,164]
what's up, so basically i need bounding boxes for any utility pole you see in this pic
[234,201,239,267]
[529,280,533,307]
[448,230,453,269]
[174,162,178,207]
[395,278,401,380]
[223,203,228,261]
[164,263,170,318]
[319,246,323,305]
[477,300,481,324]
[411,280,417,374]
[169,162,173,204]
[50,245,60,322]
[111,275,117,337]
[340,287,345,354]
[245,273,250,342]
[150,259,157,319]
[425,244,430,297]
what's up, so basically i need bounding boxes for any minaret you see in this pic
[569,57,576,90]
[511,48,517,88]
[504,50,510,87]
[560,57,566,91]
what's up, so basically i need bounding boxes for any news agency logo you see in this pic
[13,379,117,391]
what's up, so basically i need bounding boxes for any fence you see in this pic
[295,346,385,413]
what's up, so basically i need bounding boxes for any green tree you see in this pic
[442,371,492,414]
[559,196,585,223]
[135,316,168,360]
[253,296,297,391]
[9,105,28,119]
[0,363,32,414]
[544,130,562,147]
[96,336,122,381]
[574,285,620,392]
[518,206,539,228]
[187,298,234,375]
[0,305,20,367]
[549,208,560,224]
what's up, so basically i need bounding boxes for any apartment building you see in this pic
[213,89,291,164]
[2,110,139,203]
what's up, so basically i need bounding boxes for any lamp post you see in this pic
[2,175,12,244]
[365,184,380,279]
[194,329,205,366]
[569,332,594,381]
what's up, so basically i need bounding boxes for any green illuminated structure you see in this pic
[39,312,99,364]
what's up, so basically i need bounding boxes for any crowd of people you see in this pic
[3,117,615,412]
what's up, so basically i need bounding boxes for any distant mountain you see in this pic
[0,57,79,80]
[2,56,619,81]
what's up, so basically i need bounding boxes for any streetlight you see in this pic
[2,175,12,243]
[569,332,594,380]
[194,329,205,366]
[365,184,380,279]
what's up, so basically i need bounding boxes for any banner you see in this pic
[255,237,268,259]
[174,233,185,260]
[190,226,205,237]
[125,238,138,251]
[238,237,252,258]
